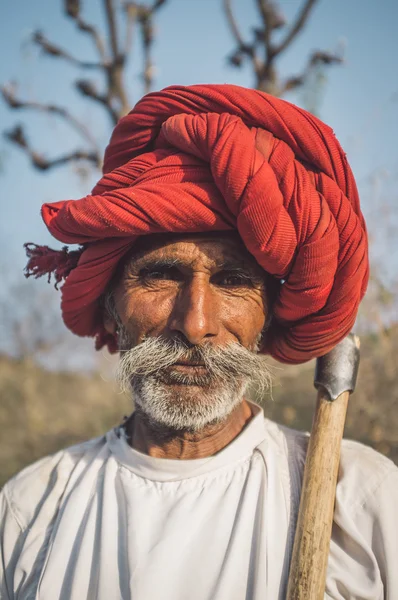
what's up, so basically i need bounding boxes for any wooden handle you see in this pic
[286,388,350,599]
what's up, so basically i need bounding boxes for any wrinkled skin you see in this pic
[104,231,272,459]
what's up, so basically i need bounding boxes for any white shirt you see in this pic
[1,403,397,600]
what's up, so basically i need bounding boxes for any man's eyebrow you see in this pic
[216,260,258,274]
[127,256,184,271]
[126,256,263,276]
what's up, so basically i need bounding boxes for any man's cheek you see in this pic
[126,297,175,339]
[221,302,266,346]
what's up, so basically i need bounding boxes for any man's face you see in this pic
[105,232,272,430]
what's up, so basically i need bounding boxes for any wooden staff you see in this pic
[286,333,360,599]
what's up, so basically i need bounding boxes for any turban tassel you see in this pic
[25,84,369,364]
[24,243,83,289]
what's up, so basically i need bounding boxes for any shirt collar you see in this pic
[107,402,268,482]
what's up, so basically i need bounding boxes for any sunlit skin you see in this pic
[104,231,271,459]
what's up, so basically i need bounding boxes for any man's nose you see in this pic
[169,275,219,345]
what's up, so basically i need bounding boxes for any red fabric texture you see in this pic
[31,84,369,364]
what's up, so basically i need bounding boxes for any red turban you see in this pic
[25,84,368,364]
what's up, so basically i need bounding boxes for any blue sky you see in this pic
[0,0,397,366]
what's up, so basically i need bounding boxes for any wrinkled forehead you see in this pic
[122,231,263,272]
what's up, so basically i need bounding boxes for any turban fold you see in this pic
[25,84,368,364]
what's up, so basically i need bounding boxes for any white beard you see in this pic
[132,375,247,432]
[116,336,272,433]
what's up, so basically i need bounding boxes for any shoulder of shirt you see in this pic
[261,416,398,513]
[1,433,109,532]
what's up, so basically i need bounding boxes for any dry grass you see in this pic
[0,356,131,486]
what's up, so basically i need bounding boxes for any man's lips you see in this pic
[167,361,208,373]
[174,361,205,367]
[158,361,213,386]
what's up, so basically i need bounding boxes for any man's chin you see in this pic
[131,374,246,432]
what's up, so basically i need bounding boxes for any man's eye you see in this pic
[216,273,253,287]
[146,270,167,279]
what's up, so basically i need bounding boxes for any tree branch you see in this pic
[152,0,167,9]
[64,0,107,62]
[224,0,340,98]
[223,0,246,49]
[141,20,154,94]
[1,0,166,175]
[255,0,285,56]
[253,0,289,93]
[33,31,104,69]
[102,0,131,119]
[1,82,101,154]
[143,1,167,93]
[74,78,118,123]
[105,0,120,59]
[224,0,263,79]
[4,124,100,171]
[273,0,317,57]
[124,0,167,94]
[123,2,138,57]
[281,49,344,94]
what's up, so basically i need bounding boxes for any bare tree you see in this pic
[2,0,344,174]
[224,0,344,100]
[1,0,166,173]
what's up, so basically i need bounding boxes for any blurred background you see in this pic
[0,0,397,486]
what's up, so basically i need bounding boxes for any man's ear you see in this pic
[103,312,118,335]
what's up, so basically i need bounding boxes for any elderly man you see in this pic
[1,84,397,600]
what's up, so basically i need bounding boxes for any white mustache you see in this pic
[116,336,273,396]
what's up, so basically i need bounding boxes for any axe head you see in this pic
[314,333,360,401]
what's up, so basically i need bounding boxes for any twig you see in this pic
[64,0,107,62]
[281,49,344,94]
[1,0,167,174]
[223,0,246,49]
[75,78,119,124]
[124,0,167,97]
[254,0,286,92]
[141,0,167,93]
[4,124,100,170]
[124,2,138,56]
[139,5,155,94]
[105,0,120,59]
[273,0,317,56]
[33,31,104,69]
[1,82,101,154]
[223,0,340,98]
[255,0,284,56]
[224,0,262,79]
[104,0,130,119]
